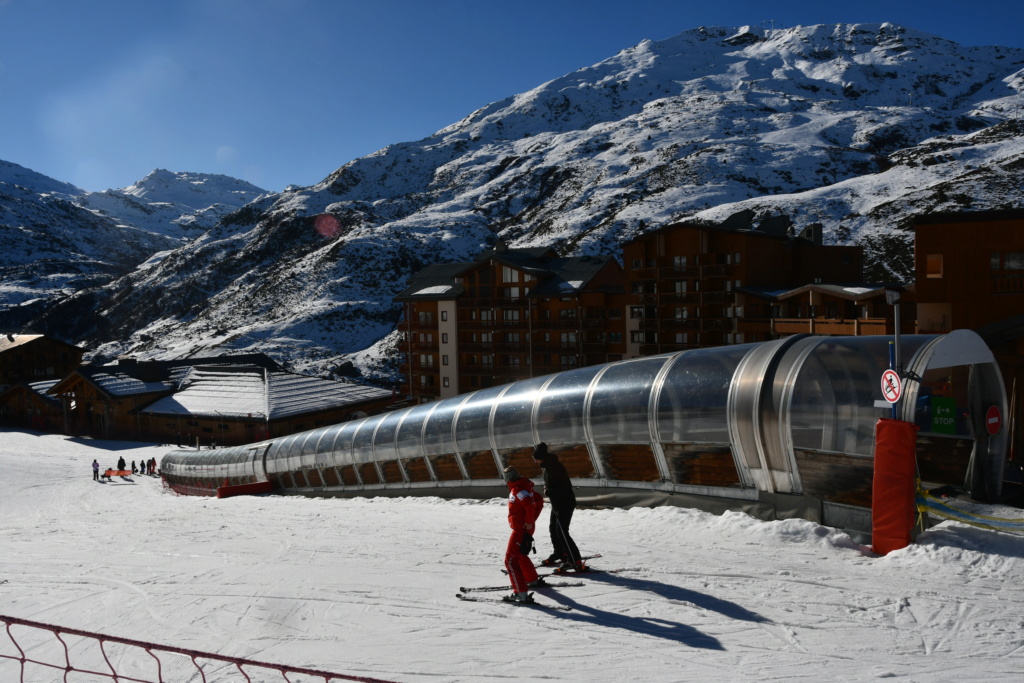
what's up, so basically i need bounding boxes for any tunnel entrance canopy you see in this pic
[160,331,1007,524]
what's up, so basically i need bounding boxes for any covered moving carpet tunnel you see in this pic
[161,330,1007,537]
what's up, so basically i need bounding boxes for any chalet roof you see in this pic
[913,208,1024,227]
[737,283,895,301]
[0,379,61,405]
[531,255,618,296]
[0,334,81,354]
[75,368,175,398]
[138,366,392,420]
[394,251,618,302]
[394,263,470,301]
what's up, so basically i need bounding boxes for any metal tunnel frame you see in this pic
[160,331,1007,534]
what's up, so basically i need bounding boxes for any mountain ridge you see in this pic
[10,22,1024,382]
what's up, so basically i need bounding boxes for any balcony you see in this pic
[659,265,698,278]
[700,264,731,278]
[659,292,700,305]
[701,291,734,304]
[767,318,891,336]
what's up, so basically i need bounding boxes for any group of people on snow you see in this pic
[502,442,583,604]
[91,456,158,481]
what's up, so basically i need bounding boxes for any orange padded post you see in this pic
[871,418,919,555]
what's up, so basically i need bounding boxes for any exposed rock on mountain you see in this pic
[18,23,1024,381]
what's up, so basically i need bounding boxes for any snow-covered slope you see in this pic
[24,24,1024,379]
[3,428,1024,682]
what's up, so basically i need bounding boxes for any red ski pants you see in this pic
[505,529,538,593]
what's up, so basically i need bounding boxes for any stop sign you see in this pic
[985,405,1002,436]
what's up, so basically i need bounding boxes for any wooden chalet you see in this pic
[0,334,83,391]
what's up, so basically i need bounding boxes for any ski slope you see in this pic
[2,428,1023,682]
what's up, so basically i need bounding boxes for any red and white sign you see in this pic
[881,369,902,404]
[986,405,1002,436]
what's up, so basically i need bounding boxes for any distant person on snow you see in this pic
[503,466,543,604]
[92,459,99,481]
[131,461,138,475]
[117,456,126,472]
[533,442,584,572]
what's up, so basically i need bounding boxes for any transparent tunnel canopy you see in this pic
[536,364,603,445]
[589,356,668,444]
[656,345,751,444]
[421,396,463,456]
[159,331,1006,519]
[396,402,436,459]
[493,376,548,450]
[788,336,931,457]
[455,386,505,454]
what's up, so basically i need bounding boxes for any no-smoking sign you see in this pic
[881,369,902,404]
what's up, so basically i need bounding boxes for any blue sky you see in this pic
[1,0,1021,193]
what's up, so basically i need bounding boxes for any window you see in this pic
[629,306,645,319]
[503,309,520,322]
[441,333,448,344]
[440,311,448,321]
[502,266,518,283]
[480,310,494,321]
[1006,252,1024,270]
[674,280,687,293]
[417,311,433,323]
[674,307,684,319]
[480,332,492,343]
[609,332,622,344]
[443,377,450,387]
[673,255,687,268]
[442,355,449,366]
[509,356,521,369]
[417,332,433,344]
[630,258,643,269]
[559,308,576,320]
[734,252,741,264]
[560,355,577,369]
[675,332,688,344]
[560,332,577,347]
[419,354,434,367]
[926,254,944,278]
[507,332,520,343]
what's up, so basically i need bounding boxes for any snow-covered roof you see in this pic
[84,371,174,397]
[139,367,391,420]
[738,283,893,301]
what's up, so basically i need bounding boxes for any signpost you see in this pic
[881,369,902,404]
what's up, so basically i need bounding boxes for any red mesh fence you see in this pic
[1,614,399,683]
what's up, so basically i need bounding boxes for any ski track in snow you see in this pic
[3,428,1024,682]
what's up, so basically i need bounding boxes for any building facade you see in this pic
[620,223,873,356]
[395,245,626,400]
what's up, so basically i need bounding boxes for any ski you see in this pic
[539,553,602,567]
[504,566,637,578]
[456,593,573,611]
[459,580,585,593]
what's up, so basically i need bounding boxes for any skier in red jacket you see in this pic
[503,466,543,604]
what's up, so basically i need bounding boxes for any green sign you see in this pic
[930,396,957,435]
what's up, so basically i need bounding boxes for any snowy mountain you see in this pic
[21,23,1024,379]
[76,169,268,240]
[0,165,267,329]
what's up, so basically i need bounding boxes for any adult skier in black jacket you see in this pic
[533,442,584,571]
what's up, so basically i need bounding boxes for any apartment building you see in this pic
[620,222,870,356]
[395,244,626,400]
